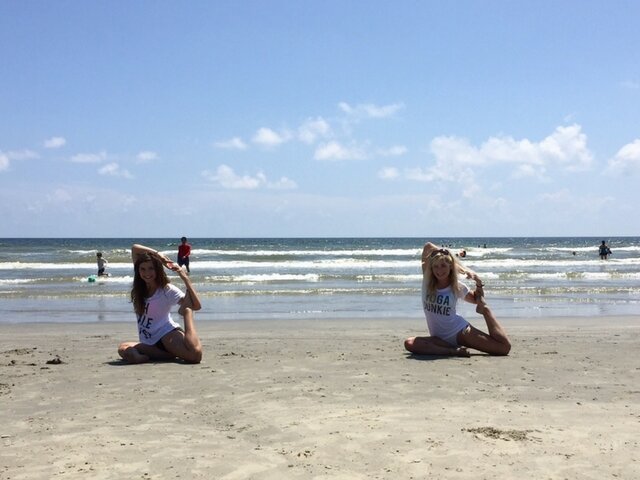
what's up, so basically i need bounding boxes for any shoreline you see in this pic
[1,312,639,326]
[2,316,639,479]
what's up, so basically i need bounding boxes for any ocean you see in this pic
[0,237,638,324]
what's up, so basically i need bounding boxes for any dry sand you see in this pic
[1,316,639,479]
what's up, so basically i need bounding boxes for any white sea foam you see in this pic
[79,275,134,284]
[0,262,133,270]
[356,274,423,282]
[0,278,40,284]
[191,259,418,270]
[207,273,322,283]
[3,255,639,272]
[527,272,640,280]
[190,248,421,257]
[465,258,640,269]
[459,247,513,258]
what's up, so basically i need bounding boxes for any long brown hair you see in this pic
[131,253,171,316]
[425,249,462,297]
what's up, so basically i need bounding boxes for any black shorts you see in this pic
[178,256,189,267]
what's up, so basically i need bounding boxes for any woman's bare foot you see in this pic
[454,347,471,357]
[121,346,149,364]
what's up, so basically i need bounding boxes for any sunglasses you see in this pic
[430,248,451,258]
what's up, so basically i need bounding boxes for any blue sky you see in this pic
[1,1,638,238]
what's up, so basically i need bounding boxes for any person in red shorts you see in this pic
[177,236,191,273]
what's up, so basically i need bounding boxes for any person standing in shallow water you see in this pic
[96,252,109,276]
[599,240,612,260]
[117,244,203,364]
[404,242,511,357]
[177,236,191,273]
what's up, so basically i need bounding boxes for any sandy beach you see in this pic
[1,316,639,479]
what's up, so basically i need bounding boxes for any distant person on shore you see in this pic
[404,242,511,357]
[117,244,203,364]
[96,252,109,276]
[599,240,612,260]
[177,236,191,273]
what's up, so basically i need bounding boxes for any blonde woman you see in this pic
[404,242,511,357]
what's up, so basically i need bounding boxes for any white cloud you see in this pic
[6,149,39,161]
[202,165,264,190]
[314,141,366,161]
[70,151,107,164]
[380,125,592,193]
[378,167,400,180]
[338,101,404,119]
[214,137,248,150]
[44,136,66,149]
[538,124,593,171]
[202,165,298,190]
[427,124,591,179]
[298,117,331,144]
[377,145,407,157]
[539,189,572,203]
[404,167,439,182]
[136,151,158,163]
[48,188,73,203]
[98,162,133,179]
[429,124,592,171]
[0,150,40,172]
[252,127,292,147]
[512,163,547,180]
[457,168,481,199]
[268,176,298,190]
[606,139,640,176]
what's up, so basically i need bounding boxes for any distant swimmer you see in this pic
[457,250,467,258]
[96,252,109,276]
[599,240,612,260]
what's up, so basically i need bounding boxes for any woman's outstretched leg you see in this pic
[475,287,510,349]
[480,305,510,350]
[404,336,470,357]
[182,307,202,361]
[458,298,511,356]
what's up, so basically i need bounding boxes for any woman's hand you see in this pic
[152,251,174,269]
[465,270,484,287]
[174,265,189,279]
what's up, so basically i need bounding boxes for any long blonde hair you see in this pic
[425,249,462,297]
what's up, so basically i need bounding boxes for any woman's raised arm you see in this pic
[175,267,202,313]
[131,244,174,267]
